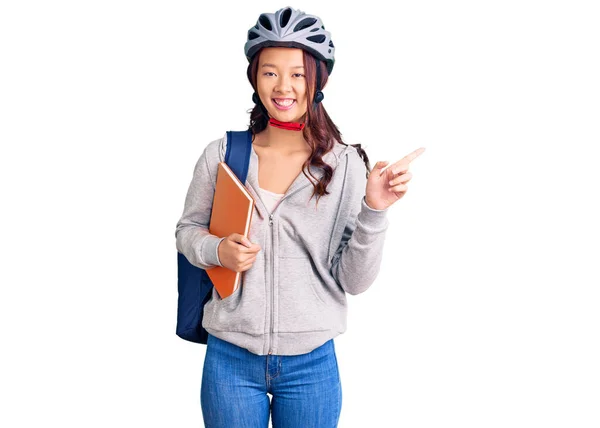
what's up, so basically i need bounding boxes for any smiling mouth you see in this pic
[272,99,296,109]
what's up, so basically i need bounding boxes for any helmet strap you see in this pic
[268,117,305,131]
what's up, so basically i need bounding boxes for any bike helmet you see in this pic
[244,6,335,75]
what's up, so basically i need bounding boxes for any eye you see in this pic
[293,73,305,78]
[263,72,276,77]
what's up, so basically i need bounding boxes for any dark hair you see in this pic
[246,48,371,206]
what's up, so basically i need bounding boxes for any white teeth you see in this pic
[274,99,294,106]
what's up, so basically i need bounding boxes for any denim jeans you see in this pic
[201,334,342,428]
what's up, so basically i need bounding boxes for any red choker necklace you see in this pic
[269,117,305,131]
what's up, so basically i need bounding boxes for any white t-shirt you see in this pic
[258,187,284,213]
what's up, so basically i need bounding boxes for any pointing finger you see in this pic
[380,147,426,176]
[403,147,426,163]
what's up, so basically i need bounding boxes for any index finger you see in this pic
[378,147,426,176]
[402,147,426,163]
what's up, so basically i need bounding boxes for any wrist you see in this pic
[365,196,387,211]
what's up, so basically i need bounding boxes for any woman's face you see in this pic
[256,47,308,123]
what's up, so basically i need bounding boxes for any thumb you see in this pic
[374,161,389,175]
[231,233,252,247]
[240,236,252,248]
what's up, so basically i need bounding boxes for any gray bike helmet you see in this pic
[244,6,335,75]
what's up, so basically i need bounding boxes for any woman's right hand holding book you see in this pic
[217,233,262,273]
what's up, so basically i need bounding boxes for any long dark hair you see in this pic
[246,48,371,205]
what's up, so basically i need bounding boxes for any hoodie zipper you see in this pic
[268,212,274,354]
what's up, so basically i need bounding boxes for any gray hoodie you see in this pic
[175,133,389,355]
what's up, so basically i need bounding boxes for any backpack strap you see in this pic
[175,129,253,345]
[225,130,253,183]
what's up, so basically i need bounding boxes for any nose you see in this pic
[274,74,292,94]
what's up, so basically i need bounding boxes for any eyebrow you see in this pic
[261,63,305,69]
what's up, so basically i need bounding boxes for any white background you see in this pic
[1,1,599,427]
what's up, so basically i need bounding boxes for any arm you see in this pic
[175,139,226,270]
[330,151,390,295]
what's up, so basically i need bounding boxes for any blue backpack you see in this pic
[176,130,253,344]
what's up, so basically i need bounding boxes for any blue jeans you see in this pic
[201,334,342,427]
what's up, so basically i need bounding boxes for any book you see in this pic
[206,161,255,299]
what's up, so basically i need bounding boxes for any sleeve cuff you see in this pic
[358,196,389,231]
[200,235,226,268]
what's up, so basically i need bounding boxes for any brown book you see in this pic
[206,162,255,299]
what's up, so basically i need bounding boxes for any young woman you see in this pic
[175,6,425,427]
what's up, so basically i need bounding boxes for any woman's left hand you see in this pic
[365,147,426,210]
